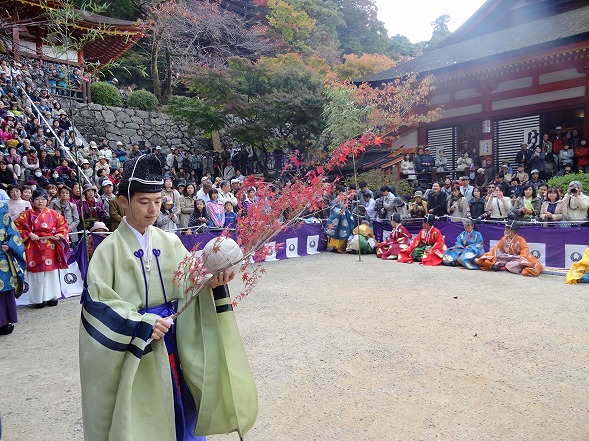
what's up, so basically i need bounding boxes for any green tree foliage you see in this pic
[91,82,123,107]
[547,173,589,195]
[168,67,234,134]
[347,169,411,196]
[169,56,326,172]
[127,89,159,110]
[101,0,141,20]
[388,34,417,57]
[427,14,451,50]
[228,57,327,168]
[266,0,316,50]
[107,49,151,90]
[322,82,371,150]
[334,0,389,55]
[290,0,344,62]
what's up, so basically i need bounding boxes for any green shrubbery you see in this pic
[347,168,412,197]
[547,172,589,193]
[90,82,123,107]
[127,89,159,111]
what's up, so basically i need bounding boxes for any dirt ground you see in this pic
[1,251,588,441]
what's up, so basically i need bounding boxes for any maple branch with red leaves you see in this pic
[172,162,334,316]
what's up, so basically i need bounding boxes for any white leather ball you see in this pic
[202,236,243,274]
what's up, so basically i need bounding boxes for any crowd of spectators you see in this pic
[385,129,589,225]
[402,128,589,186]
[352,167,589,226]
[0,55,276,249]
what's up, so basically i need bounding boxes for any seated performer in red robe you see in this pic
[375,213,411,260]
[398,214,446,266]
[475,219,543,276]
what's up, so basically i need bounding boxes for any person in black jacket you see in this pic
[31,167,49,189]
[0,160,16,189]
[514,143,533,173]
[469,187,487,220]
[427,182,448,217]
[38,149,56,174]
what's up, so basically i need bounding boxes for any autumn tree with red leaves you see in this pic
[323,73,442,151]
[144,0,273,103]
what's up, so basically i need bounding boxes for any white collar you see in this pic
[123,216,146,250]
[123,216,155,271]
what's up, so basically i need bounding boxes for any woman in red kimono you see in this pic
[375,213,411,260]
[15,188,69,308]
[398,214,446,265]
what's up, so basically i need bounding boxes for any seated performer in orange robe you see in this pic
[475,220,543,276]
[398,214,446,266]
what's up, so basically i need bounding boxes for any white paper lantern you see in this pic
[202,236,244,274]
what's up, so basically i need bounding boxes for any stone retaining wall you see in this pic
[71,102,198,150]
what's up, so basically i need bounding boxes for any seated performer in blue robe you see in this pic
[325,186,354,253]
[442,218,484,270]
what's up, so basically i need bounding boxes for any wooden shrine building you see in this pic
[0,0,142,76]
[359,0,589,178]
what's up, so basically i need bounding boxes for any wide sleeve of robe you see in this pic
[79,225,180,441]
[80,223,257,440]
[0,202,26,290]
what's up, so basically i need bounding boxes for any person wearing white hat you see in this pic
[100,179,115,224]
[86,221,110,259]
[88,221,108,234]
[88,143,101,166]
[94,154,110,176]
[500,163,512,182]
[230,177,242,193]
[551,125,565,162]
[409,190,427,218]
[79,158,93,181]
[156,195,179,232]
[153,145,166,167]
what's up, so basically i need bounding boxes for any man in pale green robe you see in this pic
[79,154,257,441]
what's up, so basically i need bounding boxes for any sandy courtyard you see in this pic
[1,251,588,440]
